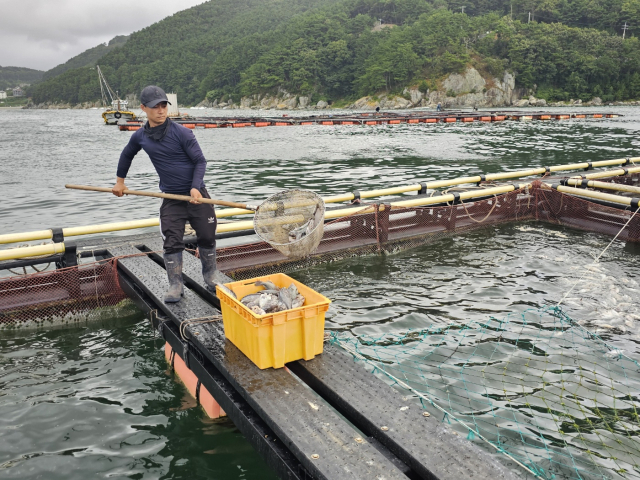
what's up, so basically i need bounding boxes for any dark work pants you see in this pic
[159,187,217,254]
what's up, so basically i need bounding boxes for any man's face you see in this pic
[141,101,168,126]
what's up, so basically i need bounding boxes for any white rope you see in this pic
[555,206,639,308]
[180,315,222,341]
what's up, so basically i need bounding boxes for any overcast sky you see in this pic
[0,0,207,71]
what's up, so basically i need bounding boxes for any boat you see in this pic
[97,65,137,125]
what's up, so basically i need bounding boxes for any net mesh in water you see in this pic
[0,258,133,329]
[331,306,640,480]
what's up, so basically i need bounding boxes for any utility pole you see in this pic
[528,12,531,23]
[461,6,465,14]
[622,21,628,39]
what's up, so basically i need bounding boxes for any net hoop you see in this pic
[253,189,325,259]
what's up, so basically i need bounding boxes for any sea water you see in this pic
[1,107,639,478]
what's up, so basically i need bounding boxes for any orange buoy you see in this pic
[425,118,438,123]
[408,119,419,123]
[462,117,474,122]
[389,119,401,124]
[480,116,491,122]
[300,121,313,126]
[556,115,570,120]
[321,121,333,125]
[365,121,377,125]
[204,124,217,128]
[183,124,196,129]
[341,121,354,125]
[540,115,551,120]
[165,344,225,419]
[275,122,291,126]
[593,114,603,118]
[445,117,457,123]
[574,114,585,119]
[255,122,270,127]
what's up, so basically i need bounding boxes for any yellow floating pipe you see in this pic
[564,178,640,195]
[554,185,639,207]
[0,229,54,245]
[2,157,639,246]
[318,157,640,206]
[570,166,640,180]
[0,219,161,245]
[0,243,66,262]
[324,184,525,219]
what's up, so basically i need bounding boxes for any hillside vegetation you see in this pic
[42,35,129,81]
[30,0,640,105]
[0,66,43,90]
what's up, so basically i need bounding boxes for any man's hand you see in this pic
[112,179,127,197]
[190,188,203,204]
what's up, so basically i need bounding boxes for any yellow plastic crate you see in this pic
[216,273,331,369]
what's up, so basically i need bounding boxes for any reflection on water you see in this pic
[0,107,639,478]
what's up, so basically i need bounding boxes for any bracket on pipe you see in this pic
[51,227,64,243]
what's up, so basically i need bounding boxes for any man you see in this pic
[113,85,227,303]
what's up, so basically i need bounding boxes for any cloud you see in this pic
[0,0,207,70]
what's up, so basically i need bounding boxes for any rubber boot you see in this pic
[163,252,184,303]
[199,247,232,292]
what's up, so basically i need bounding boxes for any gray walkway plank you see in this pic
[291,344,524,480]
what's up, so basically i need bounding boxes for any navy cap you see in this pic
[140,85,171,107]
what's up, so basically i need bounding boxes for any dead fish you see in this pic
[286,283,299,300]
[255,280,278,291]
[217,284,237,300]
[288,218,313,242]
[279,288,293,310]
[251,305,267,316]
[259,293,280,313]
[292,294,305,309]
[241,293,263,307]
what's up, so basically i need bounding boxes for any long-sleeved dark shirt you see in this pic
[117,121,207,194]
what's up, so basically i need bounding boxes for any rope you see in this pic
[337,340,543,479]
[555,206,639,308]
[460,196,499,223]
[179,315,222,341]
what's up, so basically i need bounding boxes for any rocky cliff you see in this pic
[199,68,531,110]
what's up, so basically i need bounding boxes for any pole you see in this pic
[528,12,531,23]
[622,22,628,39]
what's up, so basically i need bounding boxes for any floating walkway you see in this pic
[108,238,519,480]
[118,110,620,131]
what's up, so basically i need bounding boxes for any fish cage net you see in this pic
[0,258,132,330]
[330,306,640,480]
[218,178,640,280]
[0,177,639,329]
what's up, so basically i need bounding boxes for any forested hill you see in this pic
[42,35,129,81]
[0,66,43,90]
[30,0,640,106]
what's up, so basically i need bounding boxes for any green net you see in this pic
[331,306,640,480]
